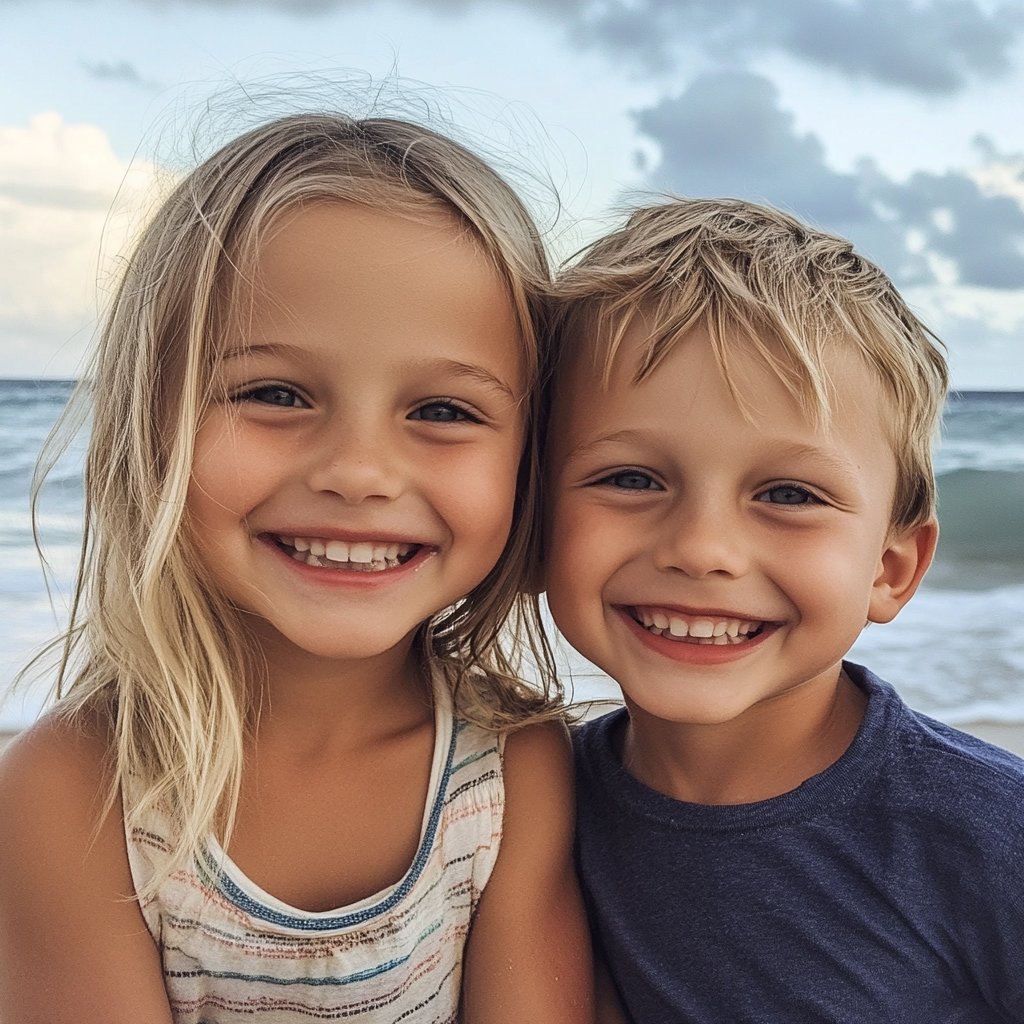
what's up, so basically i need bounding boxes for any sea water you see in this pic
[1,382,1023,728]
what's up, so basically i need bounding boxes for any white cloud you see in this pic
[970,155,1024,209]
[0,113,170,377]
[904,284,1024,389]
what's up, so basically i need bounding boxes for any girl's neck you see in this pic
[248,623,432,752]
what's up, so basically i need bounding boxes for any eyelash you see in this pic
[408,399,482,424]
[754,484,822,506]
[232,383,309,408]
[594,469,664,492]
[230,387,483,425]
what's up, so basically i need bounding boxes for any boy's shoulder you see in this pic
[851,663,1024,821]
[571,665,1024,842]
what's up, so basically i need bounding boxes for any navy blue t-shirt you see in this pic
[573,664,1024,1023]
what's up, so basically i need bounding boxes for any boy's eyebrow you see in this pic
[217,345,517,399]
[563,429,651,462]
[565,433,863,476]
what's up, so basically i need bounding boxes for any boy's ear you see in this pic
[867,517,939,625]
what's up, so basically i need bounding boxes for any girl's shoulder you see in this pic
[0,707,114,828]
[0,710,173,1021]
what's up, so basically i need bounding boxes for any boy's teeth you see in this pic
[634,607,764,645]
[349,542,374,563]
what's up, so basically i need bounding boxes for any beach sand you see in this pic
[3,720,1024,757]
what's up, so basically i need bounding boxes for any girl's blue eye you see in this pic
[410,402,475,423]
[756,485,817,505]
[243,386,307,408]
[604,471,662,491]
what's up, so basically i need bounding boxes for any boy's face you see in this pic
[546,323,932,725]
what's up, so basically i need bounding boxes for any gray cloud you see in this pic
[636,72,1024,289]
[534,0,1023,94]
[41,0,1024,97]
[80,60,161,92]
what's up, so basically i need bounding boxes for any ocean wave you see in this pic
[934,469,1024,560]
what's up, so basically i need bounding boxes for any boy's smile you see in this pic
[546,322,935,740]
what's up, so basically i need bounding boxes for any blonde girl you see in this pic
[0,113,591,1023]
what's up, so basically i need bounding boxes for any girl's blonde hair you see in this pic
[34,113,561,890]
[555,198,949,531]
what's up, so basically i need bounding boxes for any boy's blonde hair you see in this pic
[34,113,561,891]
[555,198,949,531]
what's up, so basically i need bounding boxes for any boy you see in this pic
[546,199,1024,1023]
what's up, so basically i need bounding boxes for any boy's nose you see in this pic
[653,499,749,579]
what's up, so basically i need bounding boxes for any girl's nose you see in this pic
[304,424,404,504]
[653,497,750,580]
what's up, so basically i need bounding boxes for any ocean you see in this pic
[2,379,1023,728]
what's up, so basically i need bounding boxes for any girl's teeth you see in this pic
[283,535,418,571]
[325,540,349,562]
[668,617,688,637]
[653,612,669,629]
[713,621,728,637]
[689,620,715,638]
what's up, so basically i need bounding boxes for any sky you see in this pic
[1,0,1023,386]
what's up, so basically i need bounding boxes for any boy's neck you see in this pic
[620,666,868,806]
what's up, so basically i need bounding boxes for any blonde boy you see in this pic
[548,200,1024,1023]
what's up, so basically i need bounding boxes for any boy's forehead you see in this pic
[553,319,896,464]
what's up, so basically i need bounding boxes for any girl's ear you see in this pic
[867,518,939,625]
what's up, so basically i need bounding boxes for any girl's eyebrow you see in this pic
[217,345,517,400]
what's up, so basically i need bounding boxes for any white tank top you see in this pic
[126,684,504,1023]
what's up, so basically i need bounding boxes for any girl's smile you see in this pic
[188,200,526,666]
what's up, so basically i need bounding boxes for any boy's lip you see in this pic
[615,605,779,664]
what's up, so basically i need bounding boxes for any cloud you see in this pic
[0,113,170,376]
[80,60,161,92]
[434,0,1023,93]
[635,72,1024,291]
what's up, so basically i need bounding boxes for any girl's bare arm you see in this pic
[0,717,174,1023]
[460,720,593,1024]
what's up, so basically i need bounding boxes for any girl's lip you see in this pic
[260,535,434,584]
[615,606,778,664]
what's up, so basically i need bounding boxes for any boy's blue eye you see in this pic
[603,470,662,491]
[409,402,475,423]
[242,385,308,408]
[756,485,817,505]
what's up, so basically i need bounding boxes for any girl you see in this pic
[0,114,592,1023]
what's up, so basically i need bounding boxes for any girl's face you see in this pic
[188,201,526,667]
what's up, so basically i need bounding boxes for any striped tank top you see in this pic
[126,684,504,1023]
